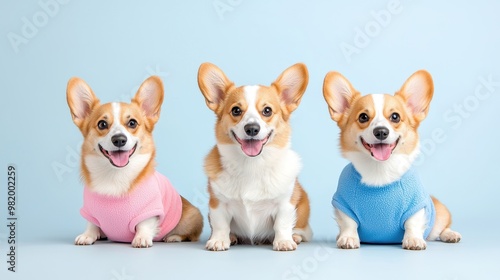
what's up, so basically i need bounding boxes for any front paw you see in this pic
[402,237,427,250]
[206,238,231,251]
[273,239,297,251]
[337,235,360,249]
[75,233,98,245]
[132,234,153,248]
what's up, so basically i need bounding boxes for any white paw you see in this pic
[292,234,303,244]
[75,233,98,245]
[337,235,360,249]
[164,235,182,243]
[229,233,238,245]
[440,230,462,243]
[402,237,427,250]
[206,238,231,251]
[273,239,297,251]
[132,235,153,248]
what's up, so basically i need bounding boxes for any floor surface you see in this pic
[2,229,496,280]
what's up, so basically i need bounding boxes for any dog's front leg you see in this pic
[402,209,427,250]
[206,204,232,251]
[75,222,102,245]
[335,208,360,249]
[132,216,159,248]
[273,201,297,251]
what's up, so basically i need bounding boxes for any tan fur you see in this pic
[432,197,452,228]
[199,63,309,151]
[429,197,461,242]
[323,70,461,247]
[208,85,296,149]
[164,196,204,242]
[67,75,203,245]
[207,184,219,209]
[323,72,423,158]
[199,63,311,250]
[290,181,310,229]
[204,147,222,209]
[335,93,421,157]
[204,147,223,180]
[290,182,311,244]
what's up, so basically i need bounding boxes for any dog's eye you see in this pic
[97,120,108,130]
[231,106,242,117]
[128,119,138,128]
[262,107,272,117]
[358,113,369,123]
[390,112,400,123]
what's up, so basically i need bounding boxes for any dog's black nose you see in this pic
[373,126,389,140]
[111,134,127,148]
[244,123,260,137]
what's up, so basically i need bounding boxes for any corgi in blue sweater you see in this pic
[322,70,461,250]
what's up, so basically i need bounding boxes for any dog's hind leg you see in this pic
[427,196,461,243]
[292,182,312,244]
[164,196,203,242]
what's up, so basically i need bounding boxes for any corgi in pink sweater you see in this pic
[67,76,203,247]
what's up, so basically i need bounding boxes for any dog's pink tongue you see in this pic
[371,144,392,161]
[109,151,130,167]
[241,139,265,157]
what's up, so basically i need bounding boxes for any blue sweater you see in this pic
[332,164,435,244]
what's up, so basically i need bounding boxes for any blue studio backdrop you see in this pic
[1,1,499,280]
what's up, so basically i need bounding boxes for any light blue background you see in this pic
[1,0,499,279]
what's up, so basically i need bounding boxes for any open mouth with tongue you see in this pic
[361,137,399,161]
[99,143,137,168]
[232,131,272,157]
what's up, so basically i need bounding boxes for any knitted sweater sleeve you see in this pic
[332,164,360,226]
[399,168,429,229]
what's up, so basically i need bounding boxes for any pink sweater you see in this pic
[80,171,182,242]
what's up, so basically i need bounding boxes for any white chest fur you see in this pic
[344,145,420,186]
[84,153,150,196]
[210,144,301,240]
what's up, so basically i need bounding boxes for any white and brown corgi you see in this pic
[67,76,203,248]
[323,70,461,250]
[198,63,312,251]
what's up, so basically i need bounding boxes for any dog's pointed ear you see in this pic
[132,76,164,124]
[396,70,434,121]
[66,77,100,129]
[323,71,359,122]
[272,63,309,115]
[198,63,234,112]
